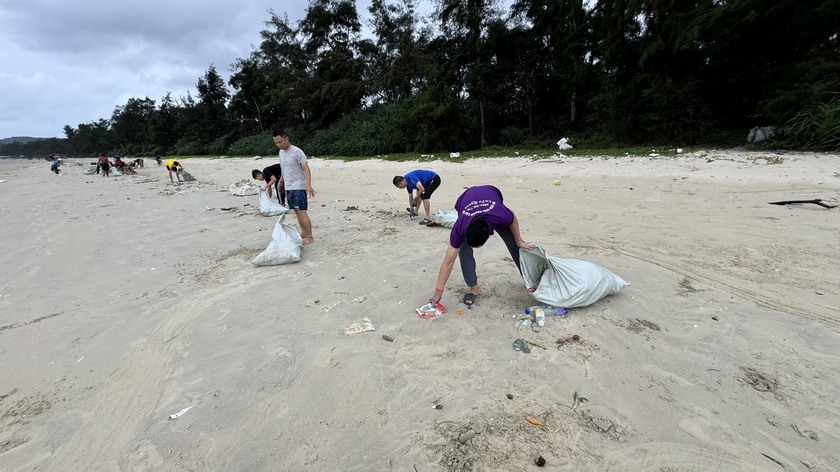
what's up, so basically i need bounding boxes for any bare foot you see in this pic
[302,237,315,245]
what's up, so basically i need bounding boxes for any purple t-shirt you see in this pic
[449,185,514,248]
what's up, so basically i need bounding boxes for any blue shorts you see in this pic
[286,190,308,210]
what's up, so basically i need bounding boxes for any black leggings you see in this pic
[458,226,522,287]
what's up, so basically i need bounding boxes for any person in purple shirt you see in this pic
[430,185,531,307]
[393,169,442,225]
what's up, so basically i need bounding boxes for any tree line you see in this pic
[4,0,839,158]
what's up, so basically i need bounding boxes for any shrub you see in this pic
[783,97,840,151]
[228,133,276,156]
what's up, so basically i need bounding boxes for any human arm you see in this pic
[265,176,277,198]
[509,213,531,249]
[301,162,315,197]
[413,183,425,207]
[431,244,459,303]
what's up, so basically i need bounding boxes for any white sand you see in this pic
[1,150,839,471]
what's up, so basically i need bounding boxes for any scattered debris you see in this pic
[169,406,192,420]
[382,335,395,343]
[526,340,547,350]
[571,391,589,412]
[525,416,543,426]
[768,199,836,209]
[457,430,476,443]
[343,318,375,336]
[512,338,531,353]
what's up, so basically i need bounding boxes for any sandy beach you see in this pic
[1,149,839,471]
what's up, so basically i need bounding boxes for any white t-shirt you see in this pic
[279,145,308,190]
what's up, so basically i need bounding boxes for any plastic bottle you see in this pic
[534,308,545,327]
[525,305,568,316]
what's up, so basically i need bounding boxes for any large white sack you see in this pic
[519,245,628,308]
[252,214,303,266]
[229,179,261,196]
[435,209,458,228]
[259,189,288,216]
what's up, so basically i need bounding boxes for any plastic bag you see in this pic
[435,209,458,228]
[519,245,628,308]
[343,318,375,336]
[259,189,288,216]
[252,214,303,266]
[556,137,573,150]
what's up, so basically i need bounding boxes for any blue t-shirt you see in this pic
[449,185,514,248]
[404,170,437,194]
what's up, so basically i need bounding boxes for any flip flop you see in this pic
[426,222,439,227]
[463,292,477,306]
[419,218,433,225]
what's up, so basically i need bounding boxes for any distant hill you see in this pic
[0,136,47,145]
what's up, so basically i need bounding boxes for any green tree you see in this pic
[299,0,367,128]
[195,64,231,143]
[111,97,156,154]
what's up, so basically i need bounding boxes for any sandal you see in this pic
[463,292,477,306]
[426,222,439,227]
[419,218,432,225]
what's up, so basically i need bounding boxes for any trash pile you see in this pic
[229,179,261,196]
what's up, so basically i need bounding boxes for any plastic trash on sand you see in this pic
[556,137,573,150]
[169,406,192,419]
[343,318,376,335]
[416,303,447,319]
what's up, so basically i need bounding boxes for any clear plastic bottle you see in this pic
[534,308,545,327]
[525,305,568,316]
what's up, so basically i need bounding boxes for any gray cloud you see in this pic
[0,0,316,138]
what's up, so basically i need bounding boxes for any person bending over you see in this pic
[430,185,531,307]
[252,163,286,206]
[165,159,183,183]
[393,170,442,225]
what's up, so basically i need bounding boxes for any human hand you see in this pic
[430,287,444,305]
[307,186,316,198]
[517,240,532,250]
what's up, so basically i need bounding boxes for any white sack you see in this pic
[229,179,261,196]
[519,245,628,308]
[435,209,458,228]
[83,166,97,175]
[259,189,288,216]
[556,137,573,150]
[252,213,303,266]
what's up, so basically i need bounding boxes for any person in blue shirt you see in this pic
[50,158,62,175]
[393,170,442,225]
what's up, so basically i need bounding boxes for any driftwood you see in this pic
[768,199,836,209]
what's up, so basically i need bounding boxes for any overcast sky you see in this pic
[1,0,417,139]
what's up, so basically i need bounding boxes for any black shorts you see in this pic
[420,175,442,199]
[100,163,110,171]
